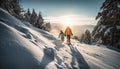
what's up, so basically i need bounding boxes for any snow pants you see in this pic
[66,35,71,43]
[61,37,64,42]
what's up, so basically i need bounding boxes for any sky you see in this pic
[21,0,105,25]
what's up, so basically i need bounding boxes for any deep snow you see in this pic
[0,8,120,69]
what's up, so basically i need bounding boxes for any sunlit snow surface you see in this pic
[0,8,120,69]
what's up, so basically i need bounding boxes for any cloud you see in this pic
[43,15,97,25]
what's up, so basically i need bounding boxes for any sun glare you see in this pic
[44,14,97,26]
[61,16,75,26]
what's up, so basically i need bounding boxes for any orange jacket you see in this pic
[65,27,73,35]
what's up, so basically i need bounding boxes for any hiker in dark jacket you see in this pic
[59,30,65,42]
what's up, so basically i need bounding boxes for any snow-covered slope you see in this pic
[0,8,120,69]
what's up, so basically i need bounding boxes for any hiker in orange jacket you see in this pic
[65,26,73,43]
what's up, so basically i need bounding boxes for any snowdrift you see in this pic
[0,8,54,69]
[0,8,120,69]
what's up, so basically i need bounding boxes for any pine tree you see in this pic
[0,0,23,19]
[44,22,51,31]
[30,9,37,25]
[0,0,50,32]
[95,0,120,25]
[92,0,120,48]
[24,9,31,22]
[36,12,44,28]
[84,30,91,44]
[24,9,45,30]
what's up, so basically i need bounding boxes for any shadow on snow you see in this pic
[69,44,90,69]
[40,48,55,69]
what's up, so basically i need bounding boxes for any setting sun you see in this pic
[60,16,75,26]
[44,15,97,26]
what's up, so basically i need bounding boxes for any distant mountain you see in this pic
[50,23,95,37]
[71,25,95,37]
